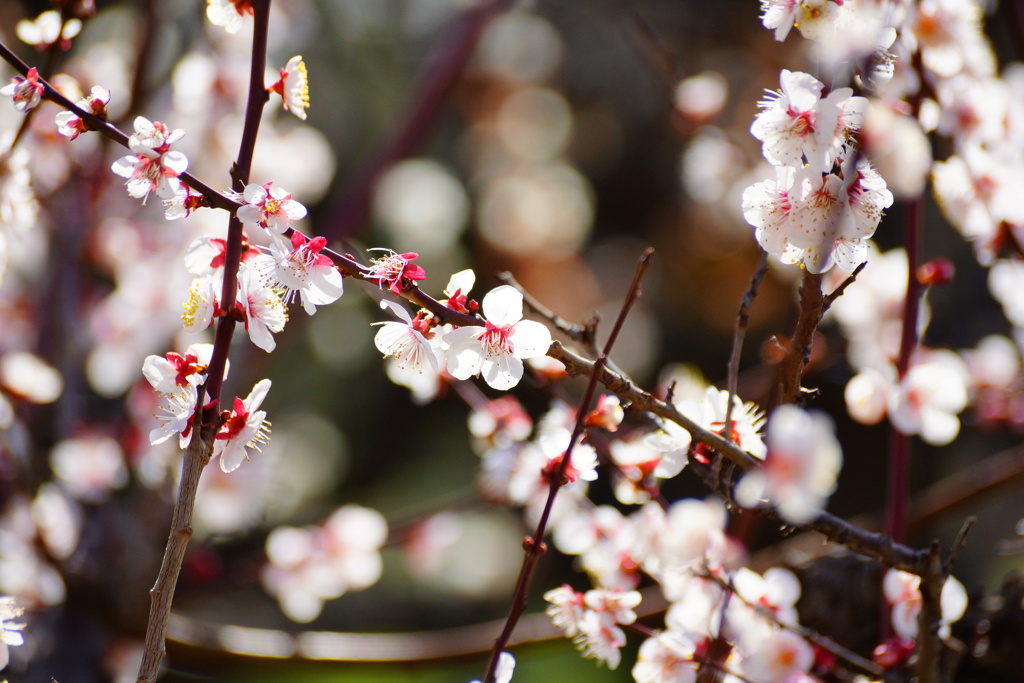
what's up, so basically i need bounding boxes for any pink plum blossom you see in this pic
[237,262,288,353]
[444,285,552,390]
[257,232,343,315]
[142,343,214,394]
[366,249,427,295]
[55,86,109,140]
[0,68,44,113]
[110,117,189,203]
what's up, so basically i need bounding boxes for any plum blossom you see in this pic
[162,183,205,221]
[545,585,587,637]
[734,405,843,524]
[261,505,387,622]
[15,10,81,50]
[55,86,109,140]
[751,70,866,172]
[574,610,627,669]
[884,569,968,640]
[372,300,438,373]
[269,56,310,120]
[237,261,288,353]
[182,274,221,333]
[470,651,515,683]
[236,182,307,234]
[441,269,478,314]
[366,249,427,295]
[735,628,815,682]
[677,386,767,462]
[0,68,44,113]
[207,0,253,34]
[585,394,624,431]
[888,350,969,446]
[142,343,214,394]
[632,629,699,683]
[257,232,343,315]
[0,596,25,670]
[49,435,129,503]
[149,383,199,448]
[444,286,552,390]
[214,379,271,473]
[110,117,189,203]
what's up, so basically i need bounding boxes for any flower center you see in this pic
[482,321,513,356]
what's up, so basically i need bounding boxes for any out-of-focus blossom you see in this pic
[0,596,25,670]
[207,0,253,34]
[0,351,62,403]
[236,182,307,234]
[632,629,699,683]
[678,386,767,461]
[574,610,627,669]
[883,569,968,640]
[214,378,271,473]
[888,350,969,446]
[261,505,387,622]
[545,584,587,637]
[470,651,515,683]
[904,0,994,79]
[845,366,892,425]
[445,286,552,390]
[585,395,624,432]
[110,117,188,203]
[735,405,842,524]
[257,232,343,315]
[55,86,110,141]
[734,628,815,682]
[674,71,727,123]
[269,56,310,120]
[468,396,532,449]
[16,10,82,50]
[49,435,129,503]
[0,68,44,113]
[30,484,80,561]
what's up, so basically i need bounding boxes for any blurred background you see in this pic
[0,0,1020,681]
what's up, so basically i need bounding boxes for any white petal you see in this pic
[482,354,523,390]
[482,285,524,327]
[510,319,551,359]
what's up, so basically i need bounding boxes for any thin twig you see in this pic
[915,543,943,683]
[497,271,597,346]
[481,248,654,683]
[723,251,769,442]
[944,517,976,574]
[822,261,867,313]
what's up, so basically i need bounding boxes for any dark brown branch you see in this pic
[724,251,768,442]
[773,270,824,407]
[915,543,943,683]
[822,261,867,313]
[497,271,597,346]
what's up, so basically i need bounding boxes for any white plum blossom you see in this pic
[0,68,44,113]
[734,627,815,682]
[470,651,516,683]
[270,56,310,120]
[182,273,220,333]
[888,350,969,446]
[261,505,387,622]
[372,300,438,373]
[110,117,189,203]
[444,285,552,390]
[574,609,628,670]
[735,404,842,524]
[0,596,25,670]
[751,69,866,173]
[544,584,587,637]
[884,569,968,640]
[207,0,253,34]
[257,232,343,315]
[49,435,129,503]
[142,343,214,394]
[632,629,699,683]
[15,10,81,49]
[55,86,109,141]
[214,379,271,473]
[677,386,767,461]
[236,182,307,234]
[238,261,288,353]
[149,383,199,448]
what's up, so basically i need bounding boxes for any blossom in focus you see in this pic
[16,10,82,50]
[444,285,552,390]
[110,117,189,203]
[734,404,842,524]
[366,249,427,295]
[0,68,44,113]
[214,378,271,473]
[441,269,478,314]
[269,56,310,120]
[257,232,343,314]
[677,386,766,462]
[236,182,307,234]
[182,274,221,333]
[750,69,865,172]
[55,86,110,140]
[372,300,438,373]
[0,596,25,670]
[149,383,199,448]
[162,183,206,221]
[237,262,288,353]
[884,569,968,640]
[261,505,387,622]
[142,343,214,394]
[207,0,253,34]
